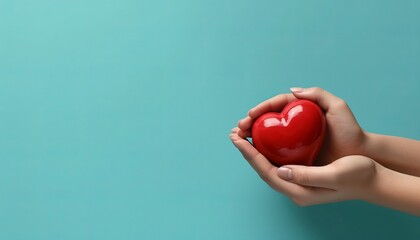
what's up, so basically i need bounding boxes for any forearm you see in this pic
[364,133,420,177]
[364,163,420,216]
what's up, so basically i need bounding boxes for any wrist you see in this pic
[361,131,380,160]
[360,162,420,216]
[354,156,386,203]
[358,160,385,203]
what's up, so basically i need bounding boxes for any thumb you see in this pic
[277,164,336,189]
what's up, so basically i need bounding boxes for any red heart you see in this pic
[251,99,326,166]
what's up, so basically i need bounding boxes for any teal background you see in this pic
[1,0,420,239]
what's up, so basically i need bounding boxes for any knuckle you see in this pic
[333,99,348,109]
[311,87,323,94]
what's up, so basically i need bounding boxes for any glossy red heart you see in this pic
[251,99,326,166]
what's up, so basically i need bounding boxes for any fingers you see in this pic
[289,187,341,206]
[230,128,296,193]
[236,93,296,136]
[230,128,342,205]
[238,116,252,130]
[238,87,343,135]
[276,164,345,205]
[277,164,337,189]
[237,117,252,138]
[290,87,346,112]
[248,93,296,119]
[230,128,276,178]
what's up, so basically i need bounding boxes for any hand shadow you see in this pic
[264,193,420,239]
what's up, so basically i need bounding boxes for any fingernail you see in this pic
[290,87,304,93]
[277,167,292,180]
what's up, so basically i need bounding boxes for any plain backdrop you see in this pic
[1,0,420,239]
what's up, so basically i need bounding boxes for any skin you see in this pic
[230,87,420,216]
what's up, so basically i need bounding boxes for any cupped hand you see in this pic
[237,87,368,166]
[230,127,378,205]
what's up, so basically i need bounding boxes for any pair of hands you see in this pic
[230,87,378,206]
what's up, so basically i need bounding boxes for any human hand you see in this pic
[237,87,367,166]
[230,127,378,205]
